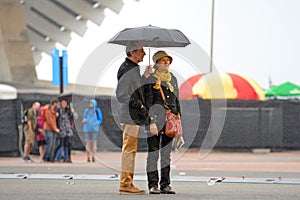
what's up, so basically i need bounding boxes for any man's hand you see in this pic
[150,123,159,136]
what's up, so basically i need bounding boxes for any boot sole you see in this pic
[119,191,145,195]
[149,192,160,194]
[160,191,176,194]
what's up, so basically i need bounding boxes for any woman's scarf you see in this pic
[153,70,174,92]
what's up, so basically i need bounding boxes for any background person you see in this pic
[23,101,40,162]
[36,105,47,163]
[54,98,74,162]
[82,99,102,162]
[43,98,60,162]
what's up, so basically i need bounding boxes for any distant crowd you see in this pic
[22,98,102,163]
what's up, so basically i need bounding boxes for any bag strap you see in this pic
[159,87,170,110]
[159,87,166,101]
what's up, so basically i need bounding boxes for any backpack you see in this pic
[96,108,103,125]
[40,104,49,121]
[21,109,28,124]
[83,108,102,125]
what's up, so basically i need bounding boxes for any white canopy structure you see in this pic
[0,84,17,100]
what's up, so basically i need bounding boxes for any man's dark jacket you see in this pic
[116,58,148,125]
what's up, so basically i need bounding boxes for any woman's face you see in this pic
[156,56,171,72]
[61,100,67,109]
[89,102,94,109]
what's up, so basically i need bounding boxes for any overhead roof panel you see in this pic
[27,28,56,54]
[26,0,87,36]
[101,0,124,14]
[56,0,105,25]
[23,4,72,46]
[20,0,126,64]
[32,50,43,65]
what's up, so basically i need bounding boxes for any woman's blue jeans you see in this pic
[55,138,68,162]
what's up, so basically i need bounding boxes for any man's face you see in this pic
[34,103,40,111]
[131,43,145,63]
[54,102,59,109]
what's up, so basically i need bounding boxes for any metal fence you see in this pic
[0,93,299,157]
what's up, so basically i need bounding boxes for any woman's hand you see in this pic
[143,65,153,78]
[150,123,158,136]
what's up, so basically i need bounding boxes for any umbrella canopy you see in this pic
[179,72,266,100]
[265,82,300,97]
[108,25,190,47]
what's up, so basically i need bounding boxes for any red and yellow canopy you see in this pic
[179,72,266,100]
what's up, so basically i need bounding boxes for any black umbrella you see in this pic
[108,25,190,47]
[108,25,190,64]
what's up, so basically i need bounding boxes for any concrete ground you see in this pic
[1,150,300,200]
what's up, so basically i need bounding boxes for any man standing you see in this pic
[23,101,40,162]
[43,98,60,162]
[116,41,148,194]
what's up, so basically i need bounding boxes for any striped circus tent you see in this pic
[179,72,266,100]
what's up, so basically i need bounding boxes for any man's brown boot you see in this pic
[119,185,145,194]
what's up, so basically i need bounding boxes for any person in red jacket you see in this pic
[43,98,60,162]
[36,105,48,163]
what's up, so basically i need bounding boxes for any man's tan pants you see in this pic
[119,124,140,187]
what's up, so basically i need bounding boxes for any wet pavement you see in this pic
[1,150,300,199]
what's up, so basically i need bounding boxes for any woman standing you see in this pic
[144,51,181,194]
[54,98,74,162]
[82,99,103,162]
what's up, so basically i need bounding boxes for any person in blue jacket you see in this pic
[82,99,103,162]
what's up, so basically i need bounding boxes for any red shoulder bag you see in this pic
[159,87,182,138]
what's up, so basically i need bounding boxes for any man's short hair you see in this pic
[32,101,40,106]
[126,41,141,57]
[50,98,59,105]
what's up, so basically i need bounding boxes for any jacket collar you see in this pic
[125,57,139,67]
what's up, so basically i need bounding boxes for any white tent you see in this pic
[0,84,17,100]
